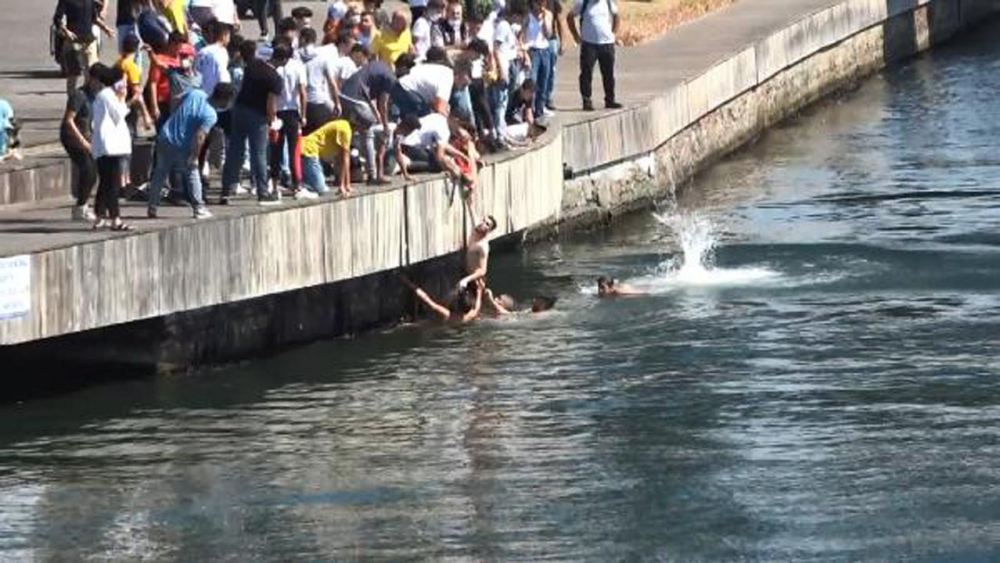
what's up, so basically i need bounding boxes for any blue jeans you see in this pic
[222,104,269,197]
[390,82,430,118]
[300,155,330,194]
[450,86,475,129]
[489,79,510,135]
[148,141,204,210]
[546,38,559,106]
[531,46,554,115]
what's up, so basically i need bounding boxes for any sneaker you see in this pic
[193,206,213,219]
[606,101,624,110]
[257,193,282,206]
[545,102,556,111]
[147,207,158,219]
[582,98,595,111]
[233,184,250,195]
[71,204,96,221]
[294,189,319,200]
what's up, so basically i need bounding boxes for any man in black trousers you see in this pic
[567,0,622,111]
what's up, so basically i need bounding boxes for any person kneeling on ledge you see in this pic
[300,118,353,197]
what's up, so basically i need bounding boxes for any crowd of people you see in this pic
[45,0,620,229]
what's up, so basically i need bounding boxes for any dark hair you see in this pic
[466,38,489,57]
[425,46,450,66]
[597,276,609,286]
[238,38,257,62]
[271,41,294,63]
[210,82,237,105]
[277,17,298,34]
[398,114,422,133]
[335,30,356,47]
[121,33,140,54]
[168,30,187,45]
[228,34,244,56]
[291,6,314,19]
[350,44,368,56]
[520,78,536,92]
[87,62,110,86]
[485,215,498,230]
[532,296,557,312]
[394,53,417,76]
[299,26,318,46]
[451,286,477,314]
[427,0,446,10]
[98,65,124,87]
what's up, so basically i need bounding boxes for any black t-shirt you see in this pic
[116,0,137,26]
[341,61,397,102]
[54,0,97,42]
[60,87,93,142]
[235,60,283,115]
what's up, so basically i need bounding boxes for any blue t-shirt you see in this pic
[160,90,217,150]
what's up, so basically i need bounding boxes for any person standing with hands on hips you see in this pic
[567,0,621,111]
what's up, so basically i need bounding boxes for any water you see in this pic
[5,26,1000,561]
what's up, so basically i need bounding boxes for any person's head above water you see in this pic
[476,215,498,236]
[597,276,613,296]
[496,294,516,311]
[531,296,557,312]
[450,286,478,316]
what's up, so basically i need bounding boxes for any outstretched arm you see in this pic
[485,288,512,316]
[401,276,451,320]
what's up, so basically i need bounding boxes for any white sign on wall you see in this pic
[0,255,31,320]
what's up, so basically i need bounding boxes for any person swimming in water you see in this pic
[401,276,484,324]
[484,288,557,316]
[596,276,646,297]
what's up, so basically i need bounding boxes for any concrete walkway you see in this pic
[0,0,843,258]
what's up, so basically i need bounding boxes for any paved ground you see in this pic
[0,0,842,257]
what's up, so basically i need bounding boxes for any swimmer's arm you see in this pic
[485,289,511,316]
[400,275,450,320]
[462,286,484,322]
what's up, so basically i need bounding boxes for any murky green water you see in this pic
[3,23,1000,561]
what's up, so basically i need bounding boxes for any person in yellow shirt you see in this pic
[371,11,413,64]
[300,119,353,197]
[158,0,188,35]
[116,34,151,133]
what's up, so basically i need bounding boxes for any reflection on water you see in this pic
[4,23,1000,561]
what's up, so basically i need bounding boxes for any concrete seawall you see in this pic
[0,0,996,377]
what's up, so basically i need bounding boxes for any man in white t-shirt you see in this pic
[194,21,232,183]
[412,0,446,61]
[568,0,621,111]
[394,112,468,183]
[270,40,308,192]
[392,46,454,116]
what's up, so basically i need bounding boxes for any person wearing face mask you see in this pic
[411,0,445,61]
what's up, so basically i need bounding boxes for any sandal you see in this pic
[110,221,134,232]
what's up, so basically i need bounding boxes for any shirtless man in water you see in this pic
[597,276,647,297]
[458,192,498,291]
[484,289,557,316]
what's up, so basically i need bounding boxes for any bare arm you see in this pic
[458,247,487,289]
[297,82,307,125]
[62,107,90,152]
[485,289,512,316]
[567,13,581,44]
[377,92,390,129]
[400,276,452,321]
[461,286,484,322]
[395,138,412,181]
[267,93,278,124]
[189,129,208,164]
[339,146,351,194]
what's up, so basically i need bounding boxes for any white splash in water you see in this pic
[640,212,780,289]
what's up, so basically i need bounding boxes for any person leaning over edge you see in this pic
[147,84,236,219]
[567,0,622,111]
